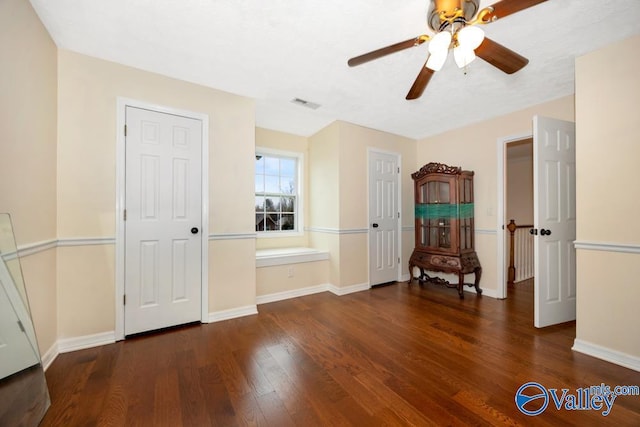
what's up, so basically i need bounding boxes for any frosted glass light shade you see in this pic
[457,25,484,50]
[428,31,452,55]
[454,47,476,68]
[426,52,448,71]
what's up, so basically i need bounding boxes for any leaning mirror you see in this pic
[0,213,50,425]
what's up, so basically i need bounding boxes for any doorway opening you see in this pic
[504,137,534,299]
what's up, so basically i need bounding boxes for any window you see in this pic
[255,148,302,234]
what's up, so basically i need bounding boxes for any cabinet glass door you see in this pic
[417,177,454,250]
[459,176,474,251]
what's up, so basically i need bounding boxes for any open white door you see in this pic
[533,116,576,328]
[368,150,400,286]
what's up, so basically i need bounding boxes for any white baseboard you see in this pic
[572,339,640,372]
[400,273,411,282]
[41,331,116,370]
[208,305,258,323]
[465,286,498,299]
[58,331,116,353]
[256,284,328,305]
[41,342,59,371]
[328,282,370,296]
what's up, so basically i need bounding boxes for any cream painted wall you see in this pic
[416,96,575,295]
[255,127,309,249]
[57,50,256,331]
[575,35,640,359]
[309,121,417,288]
[0,0,58,354]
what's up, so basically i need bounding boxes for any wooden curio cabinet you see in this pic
[408,162,482,298]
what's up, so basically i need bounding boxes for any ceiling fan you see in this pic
[347,0,547,100]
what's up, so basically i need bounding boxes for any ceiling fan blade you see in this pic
[485,0,548,21]
[475,37,528,74]
[348,36,429,67]
[406,60,435,100]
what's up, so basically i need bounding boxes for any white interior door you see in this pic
[125,106,203,335]
[368,150,400,285]
[0,260,39,378]
[533,116,576,328]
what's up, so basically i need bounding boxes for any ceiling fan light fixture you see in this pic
[426,51,448,71]
[453,46,476,68]
[428,31,452,55]
[457,25,485,50]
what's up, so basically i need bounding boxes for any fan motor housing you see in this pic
[427,0,480,31]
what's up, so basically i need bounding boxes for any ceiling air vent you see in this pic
[290,98,321,110]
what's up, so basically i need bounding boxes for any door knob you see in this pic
[372,223,379,228]
[540,229,552,236]
[191,227,199,234]
[529,228,538,235]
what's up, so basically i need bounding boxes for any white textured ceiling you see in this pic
[30,0,640,139]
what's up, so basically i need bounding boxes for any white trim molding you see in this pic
[15,239,57,258]
[58,331,116,353]
[11,237,115,259]
[209,232,257,241]
[305,227,368,235]
[256,284,328,305]
[41,342,59,371]
[328,282,370,296]
[208,305,258,323]
[402,226,415,233]
[573,339,640,372]
[476,228,497,235]
[574,240,640,254]
[256,247,329,267]
[58,237,116,247]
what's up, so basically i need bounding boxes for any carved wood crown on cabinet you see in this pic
[408,162,482,298]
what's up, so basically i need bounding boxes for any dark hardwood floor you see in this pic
[41,281,640,426]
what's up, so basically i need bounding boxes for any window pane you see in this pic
[265,197,279,212]
[255,156,264,174]
[255,213,265,232]
[265,214,278,230]
[280,158,296,177]
[255,196,264,211]
[264,157,279,175]
[280,177,295,194]
[265,175,280,193]
[255,175,264,193]
[255,151,299,233]
[281,214,295,230]
[281,196,295,213]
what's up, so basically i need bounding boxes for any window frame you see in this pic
[255,147,304,238]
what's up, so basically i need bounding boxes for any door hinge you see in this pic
[123,294,126,305]
[397,167,400,173]
[397,212,400,219]
[398,257,400,264]
[124,124,127,136]
[17,320,25,333]
[123,209,127,221]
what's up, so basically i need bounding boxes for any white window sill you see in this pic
[256,247,329,268]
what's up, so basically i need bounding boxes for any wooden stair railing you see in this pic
[507,219,534,285]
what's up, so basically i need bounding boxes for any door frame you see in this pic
[115,98,209,340]
[496,132,532,300]
[366,147,402,286]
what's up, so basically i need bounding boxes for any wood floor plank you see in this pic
[40,281,640,426]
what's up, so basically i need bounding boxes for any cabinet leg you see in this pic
[457,273,464,299]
